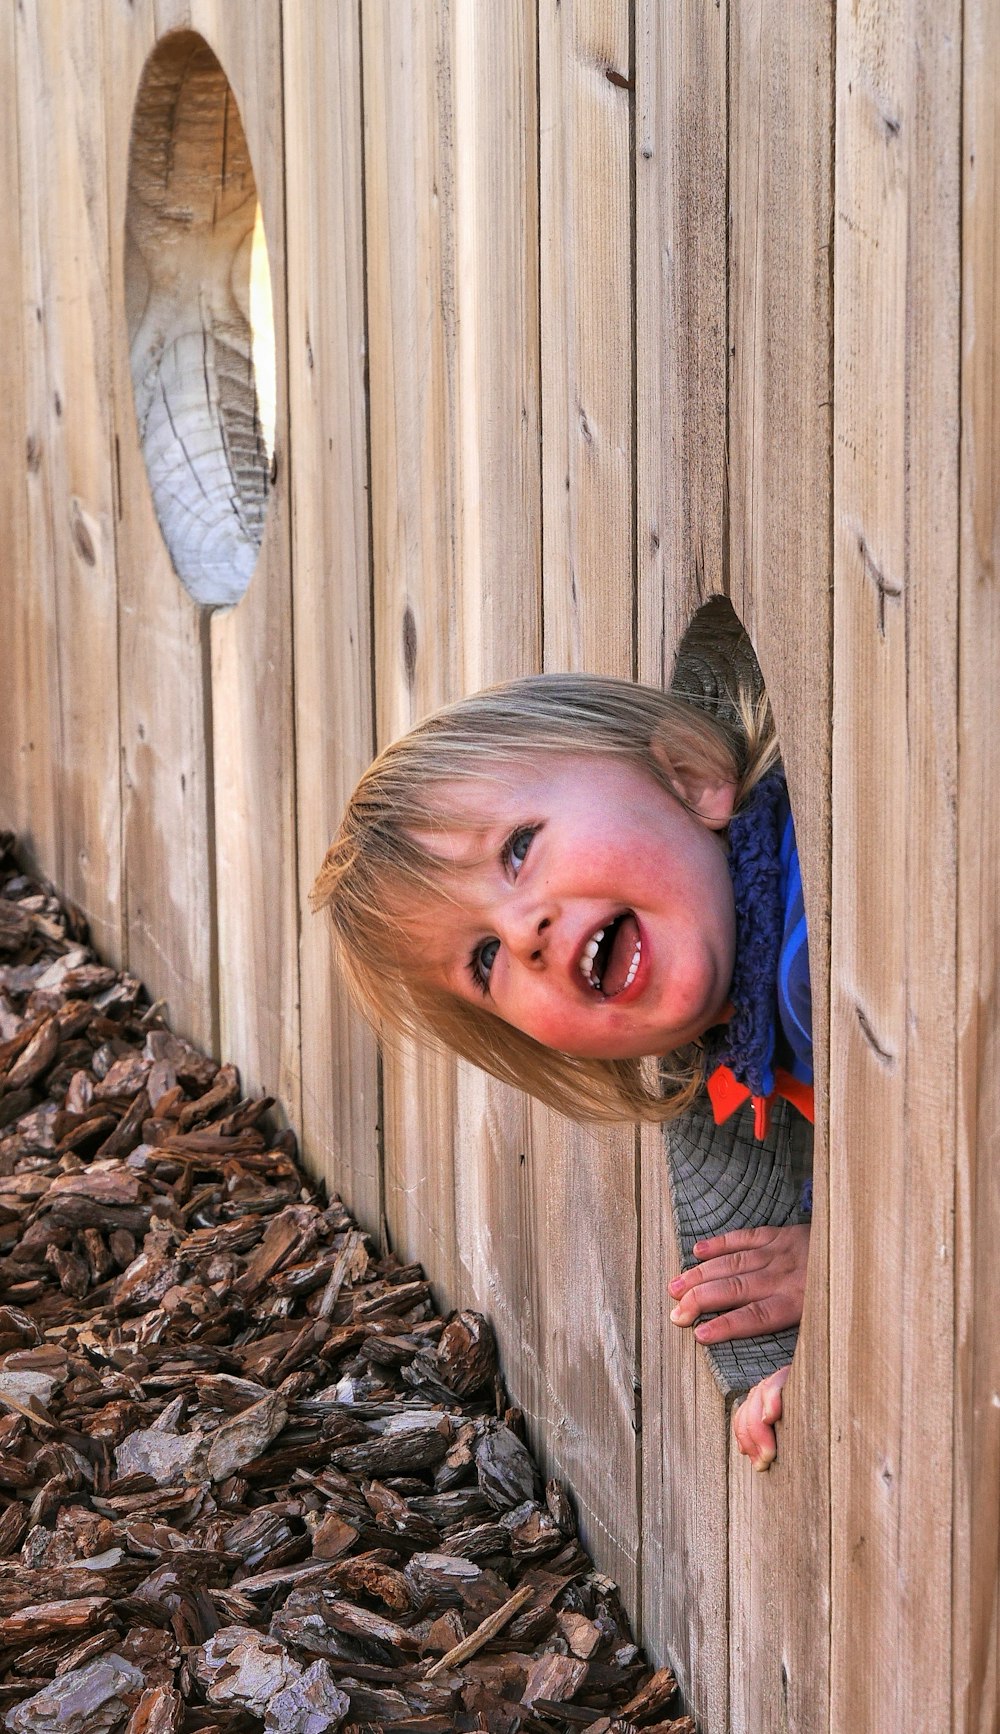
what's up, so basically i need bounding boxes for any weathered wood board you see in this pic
[636,0,728,677]
[725,3,833,1728]
[954,3,1000,1724]
[12,0,122,964]
[106,2,217,1055]
[361,0,463,1297]
[282,2,381,1237]
[635,4,730,1722]
[831,1,961,1726]
[0,2,34,868]
[531,0,639,1606]
[184,1,299,1120]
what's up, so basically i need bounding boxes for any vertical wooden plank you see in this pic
[636,0,728,692]
[0,0,35,856]
[953,0,1000,1724]
[13,0,122,962]
[831,2,959,1726]
[729,0,834,823]
[640,1131,730,1716]
[105,0,216,1053]
[178,1,299,1120]
[451,0,542,700]
[447,0,540,1361]
[539,0,633,679]
[727,2,833,1729]
[364,0,545,1314]
[511,0,639,1610]
[635,2,730,1713]
[283,5,380,1224]
[362,0,461,1292]
[111,0,298,1111]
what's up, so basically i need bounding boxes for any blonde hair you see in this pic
[311,673,779,1124]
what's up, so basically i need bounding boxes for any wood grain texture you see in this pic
[446,0,540,1389]
[726,3,833,1728]
[539,0,633,680]
[363,0,548,1371]
[635,0,728,691]
[513,0,640,1608]
[640,1123,729,1725]
[106,1,217,1054]
[112,0,299,1116]
[282,3,380,1231]
[831,1,960,1725]
[450,0,542,701]
[635,4,730,1709]
[13,0,122,963]
[180,0,299,1120]
[362,0,462,1294]
[953,0,1000,1723]
[0,1,34,857]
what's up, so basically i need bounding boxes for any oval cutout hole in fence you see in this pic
[125,32,275,607]
[666,596,814,1396]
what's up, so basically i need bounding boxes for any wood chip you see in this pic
[424,1583,534,1679]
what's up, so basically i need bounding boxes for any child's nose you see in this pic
[506,909,553,966]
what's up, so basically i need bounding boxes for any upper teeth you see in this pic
[579,925,642,991]
[579,929,604,976]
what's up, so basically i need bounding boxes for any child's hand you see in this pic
[732,1365,790,1470]
[667,1224,809,1343]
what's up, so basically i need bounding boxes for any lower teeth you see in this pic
[589,945,641,994]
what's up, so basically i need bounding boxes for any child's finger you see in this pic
[670,1272,768,1323]
[693,1227,797,1255]
[732,1366,791,1469]
[733,1367,790,1469]
[693,1227,811,1269]
[668,1245,771,1299]
[669,1262,793,1322]
[760,1364,791,1421]
[690,1295,802,1341]
[732,1392,777,1471]
[692,1227,784,1259]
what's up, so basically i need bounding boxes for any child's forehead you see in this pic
[409,819,494,869]
[421,759,547,829]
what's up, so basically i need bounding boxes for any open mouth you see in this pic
[579,912,642,997]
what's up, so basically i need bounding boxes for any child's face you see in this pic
[409,751,737,1061]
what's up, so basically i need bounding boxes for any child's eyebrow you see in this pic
[407,823,497,870]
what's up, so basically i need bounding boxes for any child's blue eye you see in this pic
[506,827,535,871]
[470,937,500,993]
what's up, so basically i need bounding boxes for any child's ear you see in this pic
[675,774,738,830]
[649,740,737,830]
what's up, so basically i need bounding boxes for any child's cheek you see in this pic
[497,981,578,1052]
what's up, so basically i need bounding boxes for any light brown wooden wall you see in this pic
[1,3,995,1728]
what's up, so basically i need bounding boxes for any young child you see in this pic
[312,673,813,1471]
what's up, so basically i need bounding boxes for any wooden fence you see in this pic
[1,2,996,1728]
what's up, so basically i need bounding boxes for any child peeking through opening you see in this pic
[311,674,814,1472]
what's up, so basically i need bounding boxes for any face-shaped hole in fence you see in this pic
[125,32,275,606]
[666,596,814,1398]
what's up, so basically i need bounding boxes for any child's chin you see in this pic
[560,1031,662,1062]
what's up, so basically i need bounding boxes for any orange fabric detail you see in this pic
[773,1068,815,1126]
[705,1065,751,1125]
[707,1063,814,1139]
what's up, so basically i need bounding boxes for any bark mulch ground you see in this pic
[0,834,693,1734]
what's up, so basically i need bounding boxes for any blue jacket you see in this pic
[706,790,814,1139]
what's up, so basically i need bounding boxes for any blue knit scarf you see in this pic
[703,771,787,1100]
